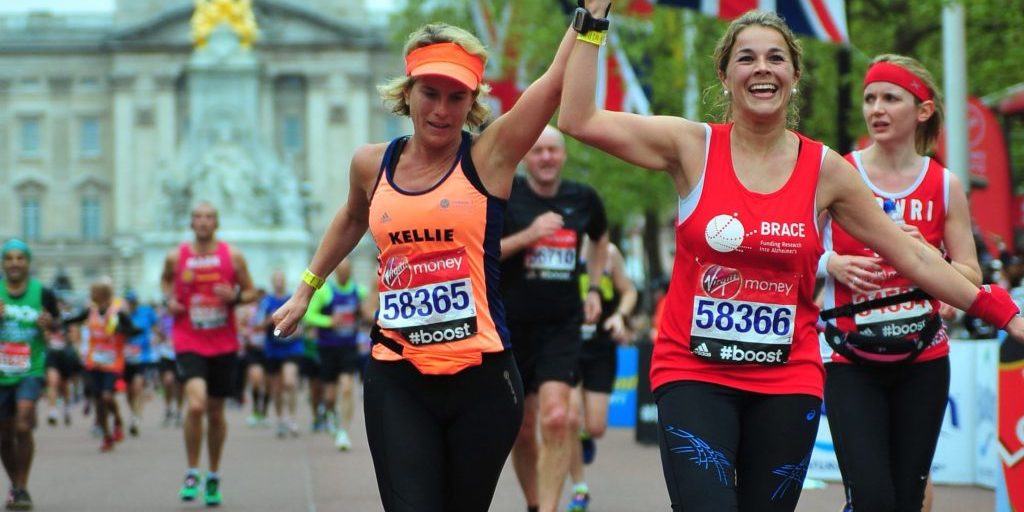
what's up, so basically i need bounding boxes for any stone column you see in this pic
[261,73,275,152]
[112,235,141,294]
[48,76,73,180]
[305,74,329,234]
[0,79,10,189]
[111,74,136,235]
[153,74,177,229]
[348,72,372,156]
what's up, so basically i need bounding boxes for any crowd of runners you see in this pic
[0,187,636,512]
[2,2,1024,511]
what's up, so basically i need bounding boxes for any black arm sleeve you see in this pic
[62,310,89,326]
[41,287,60,318]
[117,311,141,337]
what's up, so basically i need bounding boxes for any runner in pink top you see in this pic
[171,240,238,356]
[160,202,256,507]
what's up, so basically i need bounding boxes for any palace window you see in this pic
[19,117,41,157]
[80,117,101,157]
[81,197,102,240]
[21,198,40,241]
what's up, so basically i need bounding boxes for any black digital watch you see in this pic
[571,7,610,34]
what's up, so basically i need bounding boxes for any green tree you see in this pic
[384,0,1024,278]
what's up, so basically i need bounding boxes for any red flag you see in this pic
[936,97,1013,255]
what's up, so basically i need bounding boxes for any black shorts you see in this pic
[318,345,360,382]
[577,340,617,394]
[508,315,582,393]
[299,354,321,380]
[46,349,81,378]
[264,356,301,375]
[0,377,44,419]
[244,347,266,369]
[123,362,154,383]
[158,358,183,381]
[176,353,238,398]
[87,370,119,398]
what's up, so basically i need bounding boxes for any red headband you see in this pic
[405,42,485,90]
[863,62,933,102]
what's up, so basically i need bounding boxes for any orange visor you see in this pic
[405,42,485,91]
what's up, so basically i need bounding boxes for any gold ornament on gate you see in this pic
[191,0,259,49]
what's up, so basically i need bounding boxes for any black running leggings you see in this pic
[363,350,524,512]
[825,357,950,512]
[655,381,822,512]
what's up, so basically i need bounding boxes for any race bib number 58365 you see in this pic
[379,247,478,346]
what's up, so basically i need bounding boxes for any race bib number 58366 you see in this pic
[689,264,799,365]
[379,247,478,346]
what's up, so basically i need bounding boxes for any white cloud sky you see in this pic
[0,0,115,13]
[0,0,399,13]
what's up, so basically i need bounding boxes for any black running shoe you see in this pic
[7,488,32,511]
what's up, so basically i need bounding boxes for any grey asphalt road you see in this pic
[26,391,993,511]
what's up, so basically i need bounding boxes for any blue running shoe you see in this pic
[568,488,590,512]
[581,433,596,465]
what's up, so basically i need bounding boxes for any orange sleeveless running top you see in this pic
[85,300,126,374]
[367,131,509,375]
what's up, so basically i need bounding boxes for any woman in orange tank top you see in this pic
[272,21,581,512]
[560,3,1024,511]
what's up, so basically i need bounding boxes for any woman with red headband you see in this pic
[271,22,579,511]
[817,54,981,511]
[559,4,1023,511]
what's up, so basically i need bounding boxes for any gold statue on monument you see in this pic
[191,0,259,48]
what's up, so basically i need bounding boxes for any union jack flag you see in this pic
[482,1,848,116]
[643,0,848,43]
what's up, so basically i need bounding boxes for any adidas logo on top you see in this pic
[694,343,711,357]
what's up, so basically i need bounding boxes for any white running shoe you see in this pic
[335,429,351,451]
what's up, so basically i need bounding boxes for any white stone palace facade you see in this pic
[0,0,403,300]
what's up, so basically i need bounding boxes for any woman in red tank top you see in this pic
[271,21,583,512]
[560,3,1024,511]
[819,55,981,511]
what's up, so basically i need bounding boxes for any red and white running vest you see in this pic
[822,151,950,363]
[650,123,826,398]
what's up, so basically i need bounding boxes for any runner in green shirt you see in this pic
[0,239,59,510]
